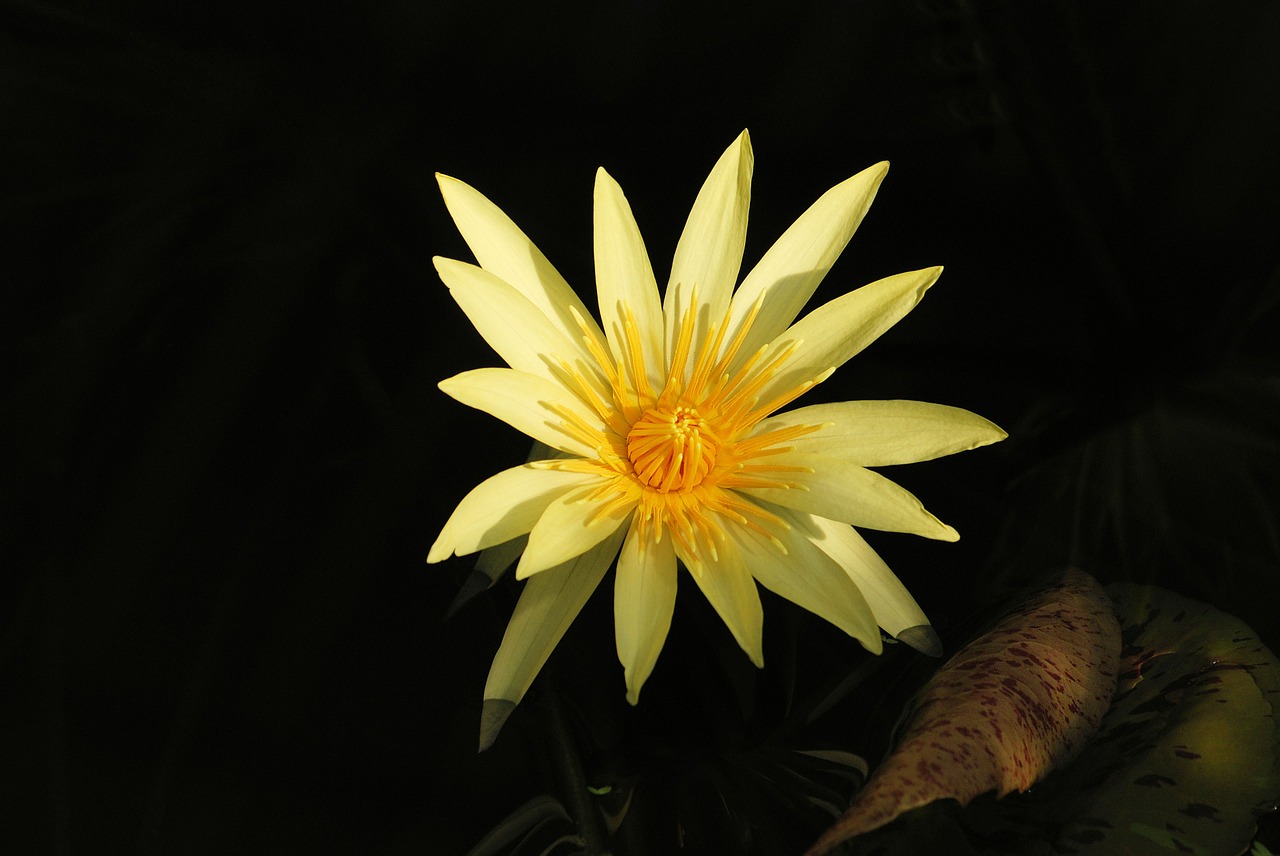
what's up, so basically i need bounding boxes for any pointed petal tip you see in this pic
[898,264,945,307]
[593,165,624,199]
[896,623,943,657]
[970,423,1009,451]
[859,160,890,183]
[968,414,1009,448]
[435,173,464,195]
[478,698,517,752]
[426,539,452,564]
[728,128,753,161]
[513,551,556,580]
[901,265,943,295]
[854,633,885,657]
[915,266,943,293]
[821,159,889,204]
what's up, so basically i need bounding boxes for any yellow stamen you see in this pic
[626,405,718,492]
[552,355,632,438]
[743,367,836,425]
[571,306,641,426]
[713,340,801,423]
[665,285,699,391]
[544,402,610,451]
[686,310,731,398]
[544,285,833,574]
[706,293,766,383]
[619,304,656,410]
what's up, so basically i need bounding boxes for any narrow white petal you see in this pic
[434,257,601,386]
[664,130,753,372]
[726,162,889,370]
[436,173,607,348]
[728,504,882,653]
[614,521,678,705]
[481,525,627,745]
[593,168,664,390]
[683,536,765,667]
[804,515,931,641]
[517,487,632,579]
[752,400,1007,466]
[757,267,942,408]
[737,452,958,541]
[428,464,600,562]
[439,368,610,459]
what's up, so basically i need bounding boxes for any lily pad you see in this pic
[824,580,1280,855]
[998,581,1280,855]
[807,568,1121,854]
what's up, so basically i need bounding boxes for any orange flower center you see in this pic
[626,405,718,492]
[541,294,828,566]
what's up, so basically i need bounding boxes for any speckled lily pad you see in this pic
[1019,582,1280,855]
[807,569,1121,855]
[830,580,1280,856]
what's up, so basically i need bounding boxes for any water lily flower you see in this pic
[428,131,1006,750]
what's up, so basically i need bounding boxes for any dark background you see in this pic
[4,1,1279,853]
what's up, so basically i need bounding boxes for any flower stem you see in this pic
[546,689,611,856]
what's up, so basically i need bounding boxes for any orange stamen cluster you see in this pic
[540,288,828,571]
[627,406,716,491]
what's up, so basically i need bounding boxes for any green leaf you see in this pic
[807,569,1121,854]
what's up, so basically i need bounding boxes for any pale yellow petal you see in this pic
[439,368,610,459]
[663,130,753,373]
[752,399,1007,466]
[682,536,764,667]
[804,515,931,640]
[516,487,633,579]
[614,520,678,705]
[436,173,606,349]
[757,266,942,407]
[434,257,600,386]
[593,168,664,390]
[737,452,958,541]
[428,465,601,562]
[480,525,626,749]
[728,504,881,653]
[725,162,888,370]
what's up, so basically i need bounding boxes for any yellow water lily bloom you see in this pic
[428,131,1005,750]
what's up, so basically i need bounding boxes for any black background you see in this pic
[5,1,1280,853]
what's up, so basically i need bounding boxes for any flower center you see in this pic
[626,405,718,492]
